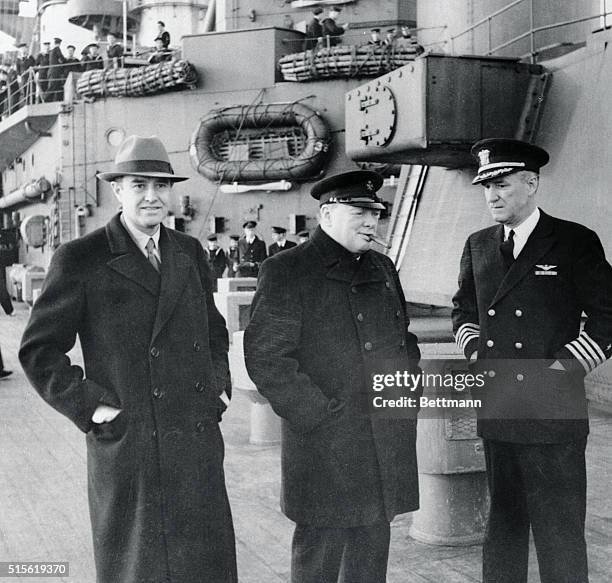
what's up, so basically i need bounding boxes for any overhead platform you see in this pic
[66,0,137,33]
[0,103,59,170]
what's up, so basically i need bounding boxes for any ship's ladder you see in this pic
[386,164,428,267]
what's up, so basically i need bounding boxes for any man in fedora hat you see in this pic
[453,138,612,583]
[20,135,237,583]
[245,170,421,583]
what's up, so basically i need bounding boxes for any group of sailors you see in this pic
[204,222,310,287]
[0,21,173,117]
[303,5,424,53]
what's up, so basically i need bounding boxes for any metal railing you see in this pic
[0,47,181,120]
[449,0,612,62]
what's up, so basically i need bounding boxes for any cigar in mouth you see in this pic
[368,234,389,247]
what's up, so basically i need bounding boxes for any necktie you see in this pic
[146,238,161,273]
[500,229,515,270]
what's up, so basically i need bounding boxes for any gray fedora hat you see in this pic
[97,135,189,182]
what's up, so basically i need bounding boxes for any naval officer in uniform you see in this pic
[268,226,296,257]
[237,220,267,277]
[245,171,421,583]
[452,138,612,583]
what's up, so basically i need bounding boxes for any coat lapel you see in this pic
[151,226,193,341]
[351,252,387,286]
[489,210,556,307]
[105,214,160,296]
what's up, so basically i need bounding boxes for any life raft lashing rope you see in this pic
[76,60,197,99]
[189,102,331,183]
[278,43,421,82]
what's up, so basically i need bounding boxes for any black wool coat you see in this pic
[245,227,421,527]
[452,210,612,443]
[19,214,237,583]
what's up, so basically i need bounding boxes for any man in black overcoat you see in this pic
[268,225,296,257]
[226,234,240,277]
[35,42,50,98]
[46,37,65,101]
[452,138,612,583]
[205,233,227,291]
[322,6,348,47]
[304,7,324,50]
[237,220,267,277]
[245,171,421,583]
[19,135,237,583]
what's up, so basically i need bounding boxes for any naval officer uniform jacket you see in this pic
[452,208,612,442]
[237,235,267,277]
[268,239,296,257]
[452,208,612,583]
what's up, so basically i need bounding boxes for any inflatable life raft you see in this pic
[189,102,331,183]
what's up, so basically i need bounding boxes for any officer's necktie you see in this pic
[500,229,515,270]
[146,238,161,273]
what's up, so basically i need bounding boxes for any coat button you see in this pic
[515,342,523,350]
[488,370,496,378]
[399,339,406,348]
[351,286,358,294]
[486,339,494,347]
[196,421,205,433]
[193,341,201,352]
[396,310,401,318]
[356,313,364,322]
[152,387,163,399]
[385,281,391,289]
[515,309,523,317]
[516,374,524,382]
[488,309,496,316]
[150,346,160,358]
[195,381,205,392]
[364,341,373,351]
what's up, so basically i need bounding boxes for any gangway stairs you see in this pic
[385,164,428,267]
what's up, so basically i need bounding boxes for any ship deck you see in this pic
[2,304,612,582]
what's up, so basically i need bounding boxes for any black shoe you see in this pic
[0,370,12,379]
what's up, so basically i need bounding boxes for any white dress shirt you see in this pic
[121,214,161,262]
[503,207,540,259]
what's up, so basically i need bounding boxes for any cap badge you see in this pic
[478,149,491,166]
[366,180,374,192]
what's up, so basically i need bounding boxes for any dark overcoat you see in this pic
[237,236,267,277]
[226,247,239,277]
[48,46,65,80]
[205,247,227,279]
[304,17,323,50]
[19,214,237,583]
[452,210,612,443]
[244,227,421,527]
[321,18,345,46]
[268,240,296,257]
